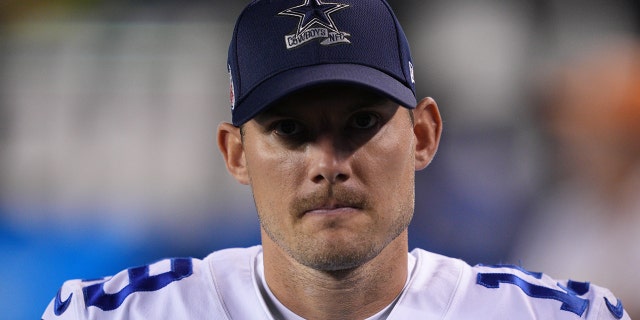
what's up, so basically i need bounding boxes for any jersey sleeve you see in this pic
[42,278,97,320]
[40,257,199,319]
[563,279,631,320]
[470,264,631,320]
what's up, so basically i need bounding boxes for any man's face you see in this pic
[241,84,417,271]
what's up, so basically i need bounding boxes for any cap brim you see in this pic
[232,64,417,126]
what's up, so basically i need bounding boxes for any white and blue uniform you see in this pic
[42,246,630,319]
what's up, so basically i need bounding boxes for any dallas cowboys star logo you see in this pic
[280,0,349,34]
[278,0,351,49]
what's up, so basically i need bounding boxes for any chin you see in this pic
[290,237,384,272]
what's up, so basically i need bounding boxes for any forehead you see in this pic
[256,84,391,119]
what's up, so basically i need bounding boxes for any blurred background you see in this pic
[1,0,639,318]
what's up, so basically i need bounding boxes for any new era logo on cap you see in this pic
[278,0,351,49]
[227,0,417,126]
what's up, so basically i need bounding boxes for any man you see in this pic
[43,0,630,319]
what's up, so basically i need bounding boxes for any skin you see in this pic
[218,84,442,320]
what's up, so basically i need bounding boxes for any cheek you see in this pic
[370,126,414,174]
[246,142,303,212]
[355,126,416,198]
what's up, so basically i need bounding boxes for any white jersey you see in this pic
[42,246,630,319]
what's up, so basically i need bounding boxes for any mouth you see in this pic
[292,187,368,217]
[304,203,360,215]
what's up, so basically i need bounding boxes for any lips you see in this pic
[291,187,368,217]
[304,202,360,215]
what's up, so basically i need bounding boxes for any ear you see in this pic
[217,122,250,185]
[413,97,443,171]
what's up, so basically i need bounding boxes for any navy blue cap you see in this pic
[228,0,417,126]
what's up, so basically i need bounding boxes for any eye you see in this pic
[349,112,379,129]
[273,119,303,136]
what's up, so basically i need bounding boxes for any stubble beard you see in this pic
[256,185,415,272]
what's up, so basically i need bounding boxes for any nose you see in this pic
[307,134,352,184]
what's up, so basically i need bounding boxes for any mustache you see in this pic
[291,186,369,216]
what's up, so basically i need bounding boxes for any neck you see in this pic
[262,232,409,320]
